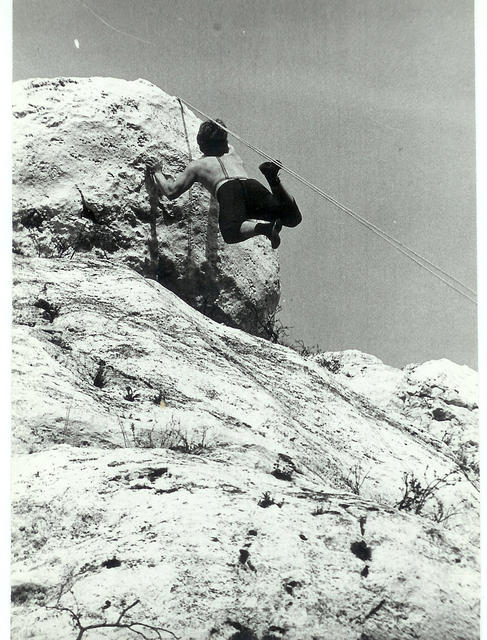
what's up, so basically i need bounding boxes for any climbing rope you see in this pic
[177,97,194,258]
[177,97,193,162]
[178,97,477,306]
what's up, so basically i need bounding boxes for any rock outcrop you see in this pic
[11,256,479,640]
[12,77,280,335]
[313,350,479,476]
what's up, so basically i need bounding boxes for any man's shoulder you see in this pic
[186,157,207,175]
[190,156,213,170]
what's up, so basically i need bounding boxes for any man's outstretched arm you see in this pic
[147,158,196,201]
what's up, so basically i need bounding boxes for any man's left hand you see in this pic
[145,156,162,172]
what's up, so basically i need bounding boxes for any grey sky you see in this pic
[13,0,477,367]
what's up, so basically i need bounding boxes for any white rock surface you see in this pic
[11,257,479,640]
[12,77,280,335]
[313,350,479,475]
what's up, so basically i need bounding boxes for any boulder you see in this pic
[12,76,280,335]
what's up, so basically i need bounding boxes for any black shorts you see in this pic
[216,178,299,243]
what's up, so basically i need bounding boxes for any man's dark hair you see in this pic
[197,119,229,156]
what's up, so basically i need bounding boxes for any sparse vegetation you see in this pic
[47,593,178,639]
[290,339,320,358]
[441,430,453,446]
[432,498,467,524]
[318,356,342,373]
[119,416,211,454]
[124,386,139,402]
[395,470,459,516]
[51,236,73,257]
[271,458,294,482]
[454,441,480,478]
[254,304,290,344]
[258,492,283,508]
[345,462,371,495]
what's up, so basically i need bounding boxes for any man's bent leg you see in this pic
[220,219,281,248]
[270,183,302,227]
[239,219,282,249]
[259,162,302,228]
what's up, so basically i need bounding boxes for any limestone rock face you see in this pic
[11,257,479,640]
[313,349,479,475]
[12,76,280,334]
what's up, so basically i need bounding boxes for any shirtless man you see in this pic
[146,119,302,249]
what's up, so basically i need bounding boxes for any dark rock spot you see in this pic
[20,208,46,229]
[271,466,293,482]
[350,540,372,562]
[359,515,366,536]
[93,361,107,388]
[432,407,454,421]
[101,557,121,569]
[227,621,259,640]
[266,626,287,636]
[361,565,369,577]
[34,298,60,323]
[11,583,47,605]
[146,467,168,482]
[239,549,250,564]
[283,580,302,596]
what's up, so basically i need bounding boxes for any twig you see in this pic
[48,596,178,639]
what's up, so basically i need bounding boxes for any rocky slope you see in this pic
[11,255,479,640]
[313,350,479,476]
[12,77,280,335]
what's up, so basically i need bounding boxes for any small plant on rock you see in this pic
[258,492,283,509]
[271,459,294,482]
[291,339,321,358]
[432,498,467,524]
[345,462,371,495]
[124,386,139,402]
[395,470,458,516]
[254,304,290,344]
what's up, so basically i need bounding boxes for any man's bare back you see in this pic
[191,145,248,195]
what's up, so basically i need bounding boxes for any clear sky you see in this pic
[12,0,477,368]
